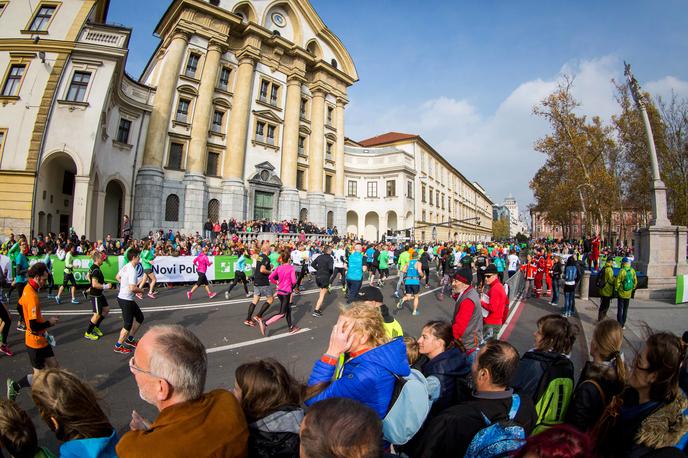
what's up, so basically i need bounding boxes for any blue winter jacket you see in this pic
[305,337,411,418]
[59,429,118,458]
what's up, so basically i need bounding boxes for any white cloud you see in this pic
[346,56,688,219]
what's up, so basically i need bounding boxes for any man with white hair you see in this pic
[116,325,248,457]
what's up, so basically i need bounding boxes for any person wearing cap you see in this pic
[615,257,637,328]
[450,267,482,360]
[480,264,508,341]
[354,286,403,339]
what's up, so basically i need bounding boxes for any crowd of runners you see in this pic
[0,223,687,458]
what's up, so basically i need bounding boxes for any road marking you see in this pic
[498,293,524,340]
[206,327,311,354]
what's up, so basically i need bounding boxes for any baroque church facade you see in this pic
[0,0,357,239]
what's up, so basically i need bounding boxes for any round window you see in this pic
[271,12,286,28]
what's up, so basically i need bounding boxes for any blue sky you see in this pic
[109,1,688,215]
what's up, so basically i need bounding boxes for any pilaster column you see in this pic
[187,41,223,174]
[142,31,189,168]
[278,75,303,221]
[307,89,325,193]
[94,191,106,241]
[71,176,90,237]
[223,54,256,180]
[334,97,347,196]
[280,76,303,188]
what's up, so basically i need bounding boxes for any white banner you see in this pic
[118,256,219,283]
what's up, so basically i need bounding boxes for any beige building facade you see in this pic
[358,133,493,242]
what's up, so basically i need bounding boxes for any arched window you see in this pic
[208,199,220,223]
[165,194,180,221]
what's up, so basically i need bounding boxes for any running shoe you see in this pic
[243,319,256,327]
[84,332,99,341]
[55,296,61,304]
[125,337,139,348]
[327,285,332,293]
[245,292,252,298]
[393,292,400,300]
[341,286,346,292]
[396,299,404,310]
[71,298,79,304]
[113,344,132,354]
[208,292,218,299]
[147,293,156,299]
[425,284,431,289]
[289,326,300,334]
[225,291,230,300]
[135,293,143,300]
[7,378,18,401]
[16,322,26,332]
[412,310,420,316]
[186,291,192,300]
[255,317,266,336]
[0,344,13,357]
[312,310,323,318]
[92,326,104,337]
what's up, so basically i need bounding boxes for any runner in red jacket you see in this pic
[534,252,545,298]
[544,253,553,297]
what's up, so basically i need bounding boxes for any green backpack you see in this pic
[622,268,635,292]
[526,353,575,435]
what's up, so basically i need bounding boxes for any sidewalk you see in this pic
[576,296,688,357]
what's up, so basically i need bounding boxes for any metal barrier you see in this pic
[504,270,525,303]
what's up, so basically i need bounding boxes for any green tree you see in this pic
[492,218,509,240]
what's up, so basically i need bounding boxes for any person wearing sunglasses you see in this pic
[480,264,508,341]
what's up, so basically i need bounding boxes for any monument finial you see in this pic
[624,61,644,108]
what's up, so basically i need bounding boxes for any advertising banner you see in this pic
[27,255,244,284]
[677,274,688,305]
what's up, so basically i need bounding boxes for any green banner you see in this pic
[28,255,121,285]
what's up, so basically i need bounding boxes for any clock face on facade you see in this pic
[260,170,270,181]
[271,12,286,28]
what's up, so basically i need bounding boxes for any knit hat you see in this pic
[453,267,473,284]
[484,264,499,275]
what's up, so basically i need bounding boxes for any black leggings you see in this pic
[330,267,346,286]
[265,294,293,328]
[14,282,26,323]
[227,272,249,295]
[295,267,308,289]
[0,304,10,343]
[422,266,431,285]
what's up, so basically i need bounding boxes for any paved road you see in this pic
[1,270,588,452]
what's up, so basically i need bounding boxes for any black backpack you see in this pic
[595,268,607,289]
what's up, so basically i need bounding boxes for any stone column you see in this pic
[183,41,222,232]
[94,190,106,241]
[141,30,188,168]
[186,41,222,174]
[333,97,347,232]
[135,30,188,235]
[278,75,303,221]
[71,176,90,237]
[221,53,257,220]
[307,88,326,226]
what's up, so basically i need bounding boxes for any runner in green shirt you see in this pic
[268,246,280,268]
[377,249,390,287]
[137,240,157,298]
[394,248,411,299]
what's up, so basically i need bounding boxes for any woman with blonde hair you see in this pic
[30,368,117,457]
[305,302,410,418]
[566,319,626,431]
